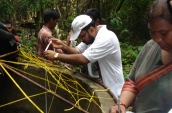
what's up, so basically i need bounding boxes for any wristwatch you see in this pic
[54,53,59,59]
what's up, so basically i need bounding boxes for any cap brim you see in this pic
[70,29,81,41]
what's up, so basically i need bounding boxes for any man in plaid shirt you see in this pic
[36,9,62,56]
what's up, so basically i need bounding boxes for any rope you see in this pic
[0,63,44,113]
[2,63,89,113]
[0,47,115,113]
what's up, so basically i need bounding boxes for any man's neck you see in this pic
[44,24,52,32]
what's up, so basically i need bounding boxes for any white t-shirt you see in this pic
[76,25,124,98]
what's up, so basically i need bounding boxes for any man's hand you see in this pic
[109,105,126,113]
[50,38,64,49]
[56,49,63,53]
[49,38,78,54]
[43,50,56,60]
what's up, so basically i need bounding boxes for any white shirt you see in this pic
[76,25,124,98]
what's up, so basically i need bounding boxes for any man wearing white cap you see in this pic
[43,14,124,99]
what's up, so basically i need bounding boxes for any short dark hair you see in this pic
[82,20,96,31]
[3,20,12,25]
[43,9,60,23]
[84,8,102,24]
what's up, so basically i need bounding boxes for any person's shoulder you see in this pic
[39,30,52,37]
[100,25,116,36]
[145,39,158,47]
[147,39,155,44]
[141,39,158,54]
[97,25,113,35]
[0,22,9,32]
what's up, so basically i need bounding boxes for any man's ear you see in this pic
[49,18,54,23]
[88,27,96,37]
[95,19,100,26]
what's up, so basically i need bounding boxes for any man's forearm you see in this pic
[55,53,89,65]
[62,44,78,54]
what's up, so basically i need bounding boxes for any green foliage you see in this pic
[110,11,122,27]
[119,29,133,42]
[72,65,83,72]
[120,42,143,78]
[19,35,37,53]
[58,13,76,40]
[100,0,154,46]
[0,0,14,20]
[63,15,76,29]
[116,0,154,44]
[123,64,132,79]
[108,10,122,32]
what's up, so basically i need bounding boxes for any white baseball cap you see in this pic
[70,15,92,41]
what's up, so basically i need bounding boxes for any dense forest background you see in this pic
[0,0,155,77]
